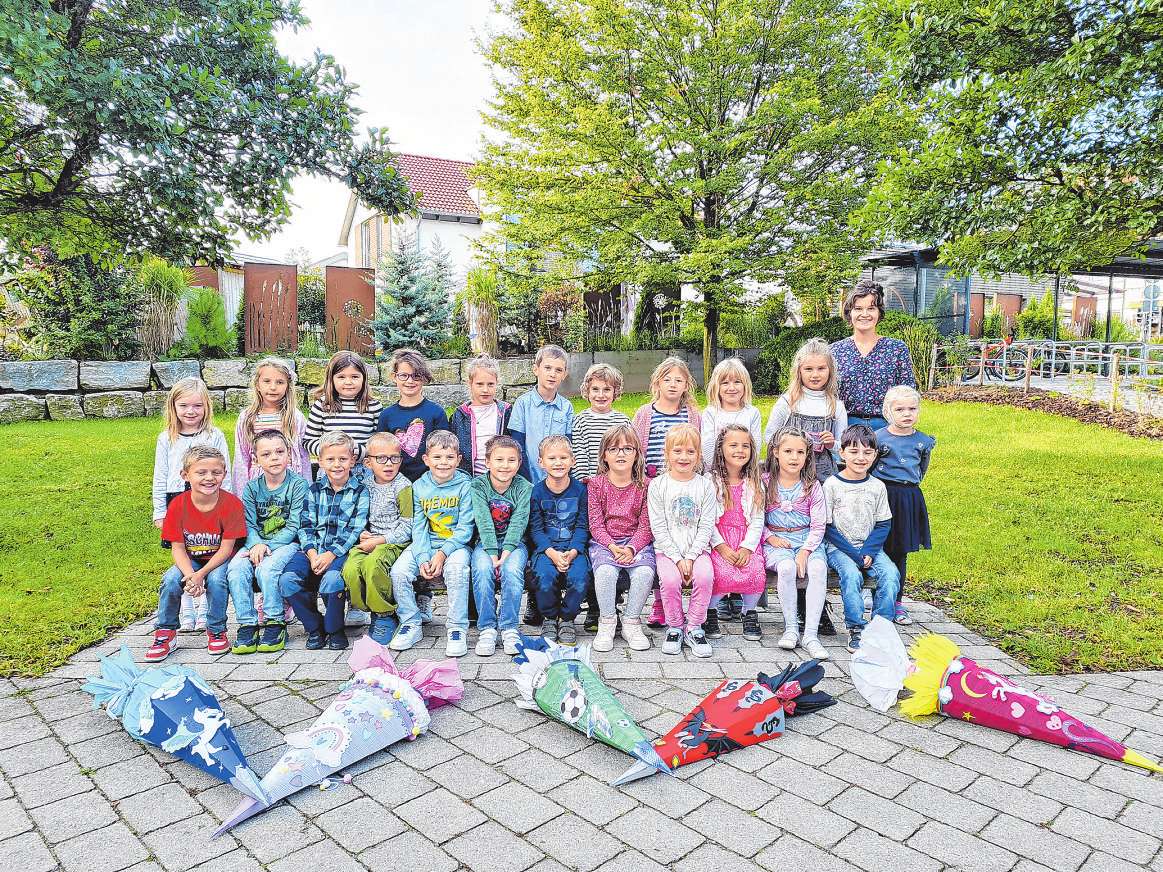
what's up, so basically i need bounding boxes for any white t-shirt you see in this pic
[471,404,498,476]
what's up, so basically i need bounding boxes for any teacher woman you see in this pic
[831,279,916,431]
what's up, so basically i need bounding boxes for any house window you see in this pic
[361,222,371,268]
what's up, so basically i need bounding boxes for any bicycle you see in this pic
[964,335,1029,382]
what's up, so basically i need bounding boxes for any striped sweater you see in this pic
[303,397,384,459]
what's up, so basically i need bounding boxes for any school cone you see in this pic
[902,633,1162,773]
[614,659,837,785]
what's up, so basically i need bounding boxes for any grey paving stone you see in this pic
[0,831,57,872]
[816,724,902,764]
[388,733,463,770]
[526,813,625,872]
[1080,850,1160,872]
[0,736,69,776]
[714,742,782,775]
[598,848,671,872]
[1049,806,1160,864]
[352,760,436,808]
[516,722,593,758]
[682,798,781,856]
[428,703,486,740]
[230,802,323,864]
[1028,770,1128,818]
[964,775,1064,824]
[445,820,545,872]
[142,813,239,870]
[394,787,486,843]
[426,754,509,798]
[980,814,1090,871]
[907,820,1019,872]
[686,767,777,811]
[0,797,33,840]
[548,774,637,825]
[116,783,202,834]
[679,842,770,872]
[950,744,1039,786]
[886,747,978,792]
[757,755,847,805]
[267,838,368,872]
[832,826,943,872]
[605,805,706,864]
[1089,762,1163,808]
[821,700,893,733]
[894,782,998,833]
[1118,798,1163,839]
[473,782,564,833]
[252,694,321,729]
[313,796,406,852]
[828,786,926,840]
[935,717,1020,753]
[756,792,856,848]
[450,725,530,763]
[560,742,635,785]
[186,849,263,872]
[29,790,117,844]
[31,690,92,721]
[55,821,150,872]
[11,762,93,809]
[69,732,143,770]
[0,716,50,752]
[285,780,360,817]
[90,754,169,802]
[477,702,547,733]
[358,830,458,872]
[617,767,711,817]
[763,729,842,766]
[50,709,122,745]
[875,719,962,757]
[757,833,864,871]
[0,694,36,723]
[821,752,914,799]
[1007,738,1103,780]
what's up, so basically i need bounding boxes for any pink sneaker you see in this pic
[647,594,666,630]
[284,603,297,625]
[255,594,265,624]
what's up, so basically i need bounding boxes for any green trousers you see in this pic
[342,542,406,613]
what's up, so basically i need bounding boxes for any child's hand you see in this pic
[862,554,873,569]
[249,544,270,566]
[767,534,791,549]
[714,543,734,562]
[795,550,809,578]
[614,545,635,565]
[311,551,336,574]
[359,531,374,543]
[560,549,577,571]
[817,431,835,450]
[736,547,753,567]
[154,519,164,531]
[677,558,694,581]
[491,554,504,575]
[421,551,447,579]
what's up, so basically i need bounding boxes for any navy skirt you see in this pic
[884,480,931,553]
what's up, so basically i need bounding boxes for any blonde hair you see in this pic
[662,423,702,472]
[708,424,764,514]
[763,426,818,506]
[181,444,226,472]
[164,377,214,444]
[784,338,839,417]
[882,385,922,426]
[538,434,574,457]
[318,430,357,458]
[242,357,298,449]
[596,424,646,488]
[582,363,624,401]
[424,430,460,454]
[706,357,753,410]
[366,431,401,454]
[534,344,568,367]
[465,354,501,383]
[649,356,696,410]
[313,350,372,415]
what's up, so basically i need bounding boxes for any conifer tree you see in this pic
[370,234,454,351]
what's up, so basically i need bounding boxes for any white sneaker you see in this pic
[662,628,684,655]
[389,623,423,651]
[862,588,873,617]
[778,630,799,650]
[193,595,208,632]
[475,629,497,657]
[446,630,468,658]
[345,607,369,628]
[502,629,521,656]
[804,636,830,661]
[620,617,650,651]
[593,617,617,652]
[416,594,433,624]
[179,594,196,632]
[686,627,713,659]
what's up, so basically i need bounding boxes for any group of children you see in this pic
[148,338,934,662]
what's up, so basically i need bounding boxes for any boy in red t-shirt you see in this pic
[147,445,247,661]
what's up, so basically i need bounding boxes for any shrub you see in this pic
[135,257,191,360]
[179,286,234,359]
[1017,292,1059,339]
[752,316,851,394]
[9,248,144,360]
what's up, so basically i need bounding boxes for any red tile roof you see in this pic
[394,154,479,216]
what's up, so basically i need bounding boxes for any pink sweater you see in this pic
[630,401,702,456]
[587,474,653,554]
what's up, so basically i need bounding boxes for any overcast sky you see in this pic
[240,0,497,262]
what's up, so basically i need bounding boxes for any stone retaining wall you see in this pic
[0,349,724,424]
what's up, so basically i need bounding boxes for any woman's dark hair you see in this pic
[842,279,886,326]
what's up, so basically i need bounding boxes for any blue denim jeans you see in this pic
[531,550,590,622]
[825,544,900,630]
[157,558,230,633]
[226,543,297,625]
[470,543,529,633]
[391,543,471,633]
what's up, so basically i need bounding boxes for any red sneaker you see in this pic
[145,629,179,662]
[206,630,230,655]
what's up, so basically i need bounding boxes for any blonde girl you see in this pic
[700,358,762,469]
[631,355,701,628]
[648,424,719,658]
[763,339,848,482]
[302,350,383,473]
[233,357,311,493]
[704,424,767,641]
[873,385,935,626]
[762,427,829,661]
[587,425,654,652]
[151,376,231,631]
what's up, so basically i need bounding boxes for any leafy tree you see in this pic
[0,0,415,266]
[476,0,911,378]
[858,0,1163,276]
[370,234,453,351]
[7,248,143,360]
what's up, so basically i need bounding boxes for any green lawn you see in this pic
[1,392,1160,676]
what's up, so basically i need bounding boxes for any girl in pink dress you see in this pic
[705,424,767,642]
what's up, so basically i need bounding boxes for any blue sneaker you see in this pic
[369,612,399,645]
[389,622,423,651]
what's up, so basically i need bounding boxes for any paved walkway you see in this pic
[2,598,1161,872]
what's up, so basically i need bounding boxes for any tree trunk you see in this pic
[702,298,719,384]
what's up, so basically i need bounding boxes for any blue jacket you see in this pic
[449,400,512,476]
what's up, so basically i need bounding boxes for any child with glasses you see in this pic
[341,432,414,644]
[377,348,451,483]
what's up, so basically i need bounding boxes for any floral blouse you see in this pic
[831,336,916,419]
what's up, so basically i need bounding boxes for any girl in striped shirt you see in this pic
[233,357,312,494]
[303,350,383,479]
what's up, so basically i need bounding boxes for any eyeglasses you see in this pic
[395,372,423,382]
[368,455,403,465]
[606,445,636,456]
